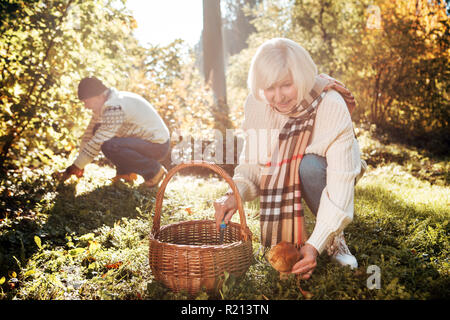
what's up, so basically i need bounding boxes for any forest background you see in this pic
[0,0,448,300]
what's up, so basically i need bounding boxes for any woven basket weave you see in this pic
[149,161,253,296]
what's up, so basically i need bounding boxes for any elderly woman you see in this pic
[214,38,364,280]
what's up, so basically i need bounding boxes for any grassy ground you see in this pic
[0,129,448,300]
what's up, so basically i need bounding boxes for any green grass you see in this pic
[0,130,448,300]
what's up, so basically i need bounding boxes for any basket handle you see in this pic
[151,161,250,241]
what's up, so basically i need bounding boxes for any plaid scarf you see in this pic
[259,74,356,247]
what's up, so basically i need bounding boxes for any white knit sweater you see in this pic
[233,91,362,254]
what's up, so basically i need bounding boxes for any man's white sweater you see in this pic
[233,91,362,254]
[74,88,170,169]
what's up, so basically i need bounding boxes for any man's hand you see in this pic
[60,164,84,182]
[291,243,319,280]
[213,194,237,231]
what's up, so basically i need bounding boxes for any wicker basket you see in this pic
[148,161,253,296]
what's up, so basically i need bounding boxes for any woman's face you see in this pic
[263,74,298,113]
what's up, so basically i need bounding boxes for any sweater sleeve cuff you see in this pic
[73,152,92,170]
[305,191,353,254]
[229,178,259,202]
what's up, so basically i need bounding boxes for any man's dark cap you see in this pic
[78,77,108,100]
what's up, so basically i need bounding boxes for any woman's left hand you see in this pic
[291,243,319,280]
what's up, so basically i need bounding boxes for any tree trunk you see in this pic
[202,0,230,132]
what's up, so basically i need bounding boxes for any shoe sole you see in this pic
[112,173,138,183]
[144,168,167,188]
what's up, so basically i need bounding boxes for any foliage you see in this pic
[0,127,448,300]
[356,123,449,186]
[353,0,449,143]
[222,0,259,57]
[125,42,216,138]
[226,0,449,154]
[0,0,141,173]
[0,0,143,218]
[0,0,448,301]
[0,1,217,221]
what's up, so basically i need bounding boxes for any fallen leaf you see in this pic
[34,236,42,250]
[105,261,123,269]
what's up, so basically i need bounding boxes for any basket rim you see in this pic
[151,162,250,241]
[149,219,252,251]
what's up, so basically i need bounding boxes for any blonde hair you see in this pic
[247,38,318,102]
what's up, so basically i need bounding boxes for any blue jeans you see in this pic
[101,137,169,180]
[299,154,327,216]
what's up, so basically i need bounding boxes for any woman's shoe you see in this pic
[143,166,167,188]
[327,232,358,269]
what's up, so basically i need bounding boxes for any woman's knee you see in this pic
[300,154,327,185]
[299,154,327,215]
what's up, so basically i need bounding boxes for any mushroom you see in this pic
[267,241,300,278]
[267,241,313,298]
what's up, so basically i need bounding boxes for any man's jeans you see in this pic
[299,154,327,216]
[101,137,169,180]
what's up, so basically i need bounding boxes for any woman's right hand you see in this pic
[213,194,238,231]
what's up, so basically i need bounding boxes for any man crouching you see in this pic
[61,76,170,188]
